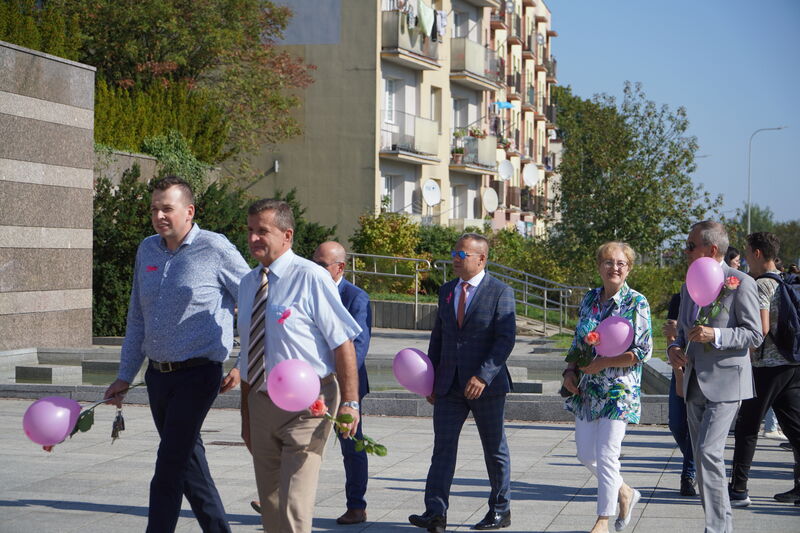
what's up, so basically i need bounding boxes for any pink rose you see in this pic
[724,276,740,290]
[585,331,601,346]
[309,398,328,417]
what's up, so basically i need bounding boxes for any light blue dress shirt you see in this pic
[237,249,362,389]
[118,223,251,383]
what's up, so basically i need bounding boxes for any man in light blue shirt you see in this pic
[105,176,251,533]
[238,199,362,533]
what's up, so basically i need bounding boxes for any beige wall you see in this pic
[0,41,95,349]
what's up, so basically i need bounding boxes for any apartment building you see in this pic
[251,0,559,241]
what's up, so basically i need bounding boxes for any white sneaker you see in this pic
[763,429,788,440]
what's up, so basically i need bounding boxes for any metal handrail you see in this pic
[434,259,590,335]
[345,252,432,329]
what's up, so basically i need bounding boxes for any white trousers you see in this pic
[574,417,628,517]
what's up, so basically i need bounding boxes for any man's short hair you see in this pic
[248,199,295,231]
[152,175,194,205]
[747,232,781,261]
[691,220,729,257]
[459,233,489,255]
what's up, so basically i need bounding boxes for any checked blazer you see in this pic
[428,273,517,397]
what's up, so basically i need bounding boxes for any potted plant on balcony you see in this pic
[451,146,465,164]
[497,137,510,150]
[469,127,487,139]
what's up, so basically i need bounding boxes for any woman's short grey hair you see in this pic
[692,220,729,256]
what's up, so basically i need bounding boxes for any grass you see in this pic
[369,292,438,303]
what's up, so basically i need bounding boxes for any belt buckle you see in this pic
[161,361,175,373]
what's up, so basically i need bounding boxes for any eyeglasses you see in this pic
[451,250,476,260]
[602,260,629,270]
[685,241,696,252]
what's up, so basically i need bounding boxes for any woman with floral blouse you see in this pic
[562,242,653,533]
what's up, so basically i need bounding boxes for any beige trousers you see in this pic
[248,377,339,533]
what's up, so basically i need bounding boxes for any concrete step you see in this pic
[16,365,82,384]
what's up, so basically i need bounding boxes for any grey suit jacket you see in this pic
[676,263,763,402]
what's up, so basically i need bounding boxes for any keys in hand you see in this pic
[111,408,126,443]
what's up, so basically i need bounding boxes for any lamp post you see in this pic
[747,126,787,235]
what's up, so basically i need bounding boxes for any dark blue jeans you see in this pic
[336,405,368,510]
[668,373,695,479]
[145,362,230,533]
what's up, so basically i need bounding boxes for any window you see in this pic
[452,97,468,130]
[384,79,396,124]
[430,86,442,133]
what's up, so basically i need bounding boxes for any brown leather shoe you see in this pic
[336,508,367,525]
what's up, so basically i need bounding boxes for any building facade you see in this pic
[252,0,558,241]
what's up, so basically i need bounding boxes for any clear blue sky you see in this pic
[550,0,799,222]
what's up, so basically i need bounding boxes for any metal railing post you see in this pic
[543,288,548,335]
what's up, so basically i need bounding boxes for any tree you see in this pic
[50,0,315,163]
[774,220,800,265]
[552,83,721,271]
[723,202,776,251]
[271,189,337,260]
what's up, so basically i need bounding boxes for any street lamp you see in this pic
[747,126,787,235]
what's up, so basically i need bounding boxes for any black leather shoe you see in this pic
[680,476,697,497]
[472,510,511,530]
[409,511,447,532]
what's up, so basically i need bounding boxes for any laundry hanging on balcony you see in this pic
[435,10,447,40]
[417,0,434,37]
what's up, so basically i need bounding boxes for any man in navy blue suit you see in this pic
[313,241,372,525]
[410,233,516,532]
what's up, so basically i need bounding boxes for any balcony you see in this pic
[522,86,535,112]
[462,0,501,7]
[545,103,557,126]
[522,34,536,60]
[490,12,507,30]
[506,185,522,208]
[450,134,499,175]
[450,38,502,91]
[380,110,440,164]
[545,56,558,83]
[506,72,521,100]
[508,15,523,45]
[381,10,439,70]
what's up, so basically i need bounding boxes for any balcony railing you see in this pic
[526,87,536,108]
[545,103,557,124]
[506,72,521,95]
[544,55,557,79]
[381,10,438,62]
[455,134,499,168]
[510,15,522,41]
[450,38,502,85]
[381,110,439,156]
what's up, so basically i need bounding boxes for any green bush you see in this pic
[94,80,230,163]
[140,130,211,193]
[626,262,685,317]
[0,1,81,60]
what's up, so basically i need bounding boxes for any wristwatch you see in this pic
[340,400,360,410]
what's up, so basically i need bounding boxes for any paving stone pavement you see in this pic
[0,398,797,533]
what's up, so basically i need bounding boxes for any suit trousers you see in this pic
[424,389,510,515]
[686,371,740,533]
[574,417,627,517]
[145,363,230,533]
[668,373,695,479]
[249,378,340,533]
[731,365,800,492]
[336,404,368,510]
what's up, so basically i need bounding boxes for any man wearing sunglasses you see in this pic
[409,233,516,532]
[667,221,762,533]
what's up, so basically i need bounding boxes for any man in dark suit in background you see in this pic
[409,233,516,532]
[313,241,372,525]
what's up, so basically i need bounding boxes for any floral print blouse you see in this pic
[565,283,653,423]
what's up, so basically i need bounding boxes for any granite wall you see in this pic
[0,41,96,349]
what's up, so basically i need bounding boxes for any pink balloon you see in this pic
[393,348,434,396]
[595,316,635,357]
[686,257,724,307]
[267,359,321,412]
[22,396,81,446]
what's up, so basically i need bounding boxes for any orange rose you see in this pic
[585,331,601,346]
[309,398,327,417]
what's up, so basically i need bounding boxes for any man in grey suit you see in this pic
[668,221,763,533]
[409,233,516,532]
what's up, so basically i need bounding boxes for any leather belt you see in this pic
[148,358,213,373]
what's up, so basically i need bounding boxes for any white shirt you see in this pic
[237,249,362,388]
[453,269,486,315]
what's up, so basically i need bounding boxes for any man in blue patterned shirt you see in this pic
[104,175,251,533]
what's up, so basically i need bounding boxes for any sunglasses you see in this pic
[451,250,476,260]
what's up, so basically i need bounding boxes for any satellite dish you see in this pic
[522,164,538,187]
[482,188,499,213]
[421,179,441,207]
[498,160,513,181]
[536,33,545,45]
[505,0,514,14]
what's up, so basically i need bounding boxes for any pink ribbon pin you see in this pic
[146,265,158,272]
[277,309,292,324]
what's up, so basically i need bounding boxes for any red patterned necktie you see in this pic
[457,281,468,328]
